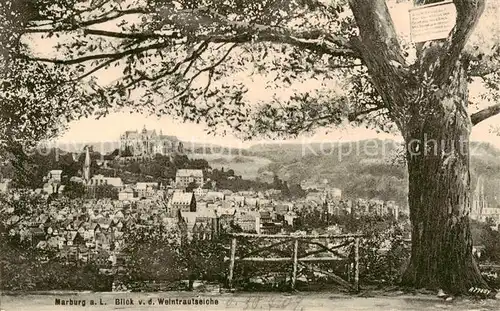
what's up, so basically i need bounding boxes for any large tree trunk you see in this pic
[347,0,488,295]
[400,60,487,295]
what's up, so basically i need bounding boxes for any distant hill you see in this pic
[189,154,272,180]
[53,138,500,208]
[55,140,268,180]
[248,139,500,208]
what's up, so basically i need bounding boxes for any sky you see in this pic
[53,0,500,149]
[55,110,500,149]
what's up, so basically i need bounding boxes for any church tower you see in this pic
[472,175,486,220]
[83,146,91,184]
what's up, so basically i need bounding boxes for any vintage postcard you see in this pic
[1,0,500,310]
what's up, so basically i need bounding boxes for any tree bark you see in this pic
[400,59,488,295]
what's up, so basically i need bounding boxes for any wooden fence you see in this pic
[225,233,364,291]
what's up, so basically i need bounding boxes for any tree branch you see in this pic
[467,49,500,78]
[348,0,407,67]
[431,0,486,83]
[450,0,486,56]
[77,25,359,60]
[81,8,148,27]
[22,42,169,65]
[82,29,163,40]
[122,41,211,89]
[26,26,358,68]
[72,56,122,82]
[471,103,500,126]
[348,106,384,122]
[25,8,151,33]
[27,5,360,59]
[347,0,412,129]
[162,6,361,58]
[163,43,239,103]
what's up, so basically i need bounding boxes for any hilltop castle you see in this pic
[120,126,183,157]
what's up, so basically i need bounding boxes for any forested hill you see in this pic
[3,138,500,208]
[249,139,500,207]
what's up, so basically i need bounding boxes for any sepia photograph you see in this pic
[1,0,500,310]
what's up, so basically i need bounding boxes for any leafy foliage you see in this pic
[1,0,385,141]
[180,237,228,284]
[119,224,228,288]
[4,147,99,189]
[0,1,100,157]
[119,226,185,284]
[62,180,87,199]
[355,220,410,286]
[104,153,209,183]
[94,184,119,200]
[3,0,497,143]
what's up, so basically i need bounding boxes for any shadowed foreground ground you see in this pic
[1,291,500,311]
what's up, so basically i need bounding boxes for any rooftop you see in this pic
[171,192,194,205]
[136,182,158,190]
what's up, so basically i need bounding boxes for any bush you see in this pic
[118,226,185,285]
[354,220,410,286]
[0,241,111,291]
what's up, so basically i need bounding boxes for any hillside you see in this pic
[249,139,500,207]
[20,138,500,208]
[185,153,272,180]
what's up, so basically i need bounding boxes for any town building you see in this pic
[235,212,260,233]
[192,217,220,240]
[119,126,183,157]
[47,170,63,183]
[175,169,204,188]
[136,182,159,199]
[325,188,342,201]
[118,187,135,201]
[284,211,298,226]
[168,192,196,216]
[89,175,124,190]
[226,195,245,207]
[193,187,208,197]
[42,170,64,195]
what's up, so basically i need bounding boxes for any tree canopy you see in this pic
[0,0,497,142]
[0,0,478,143]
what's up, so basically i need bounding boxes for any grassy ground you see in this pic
[2,290,500,311]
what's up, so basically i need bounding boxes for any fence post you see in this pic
[228,237,237,289]
[291,238,299,289]
[354,237,360,292]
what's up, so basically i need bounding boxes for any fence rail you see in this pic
[225,233,364,291]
